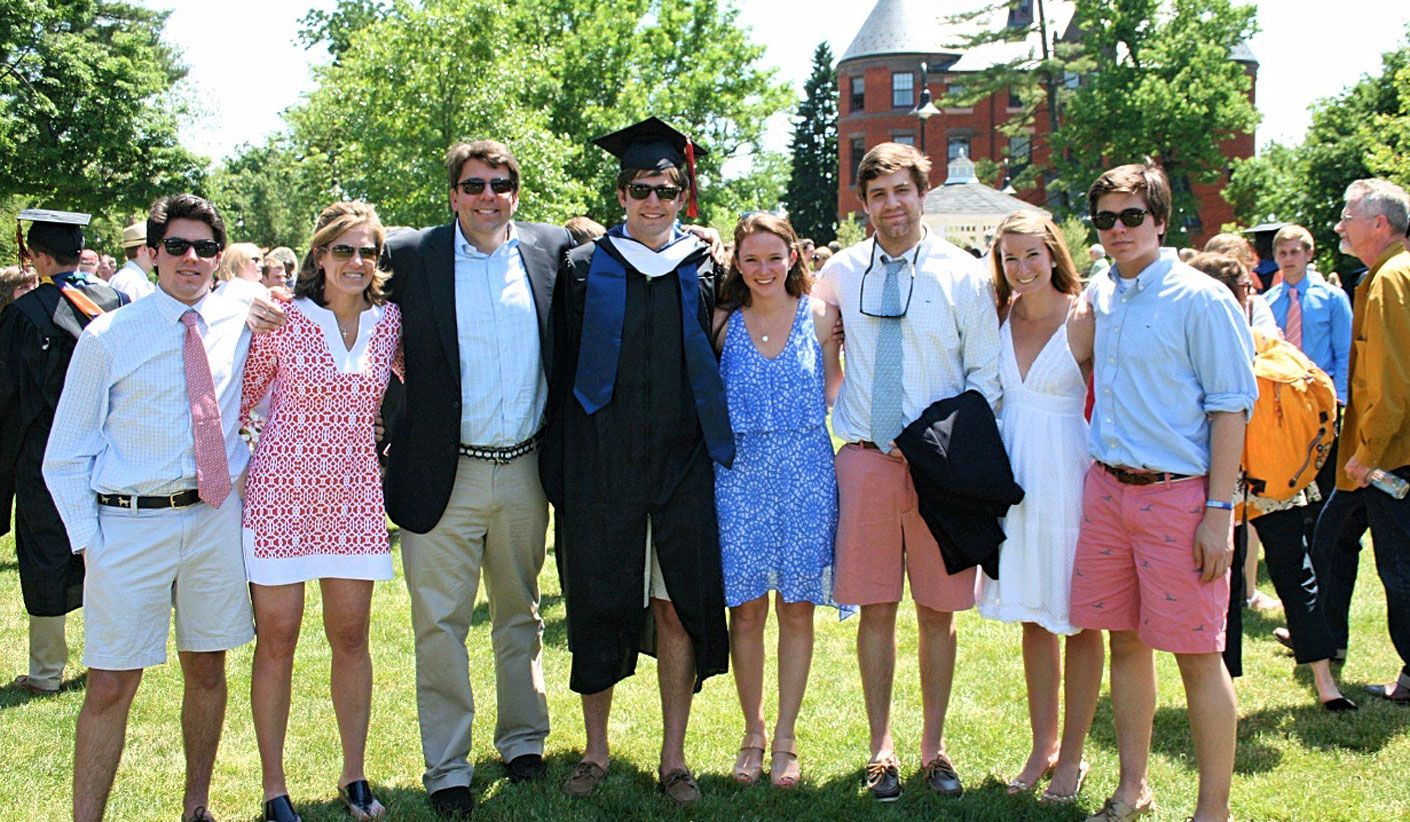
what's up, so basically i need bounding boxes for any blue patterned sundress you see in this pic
[715,296,854,616]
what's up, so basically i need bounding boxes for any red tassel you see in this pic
[685,139,698,219]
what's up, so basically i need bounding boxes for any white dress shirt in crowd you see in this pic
[816,229,1002,444]
[453,220,545,447]
[107,259,155,301]
[42,286,252,553]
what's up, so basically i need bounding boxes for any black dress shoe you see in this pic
[429,785,476,818]
[262,795,301,822]
[506,753,547,783]
[1322,696,1359,712]
[1365,683,1410,704]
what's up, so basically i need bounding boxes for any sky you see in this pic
[151,0,1410,165]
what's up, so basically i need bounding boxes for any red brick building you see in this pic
[835,0,1257,247]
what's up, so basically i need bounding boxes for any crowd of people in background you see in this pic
[1,120,1409,822]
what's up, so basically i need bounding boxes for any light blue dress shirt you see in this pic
[1263,274,1353,402]
[42,287,252,551]
[1087,254,1257,476]
[452,221,545,446]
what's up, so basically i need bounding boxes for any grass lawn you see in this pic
[2,521,1408,821]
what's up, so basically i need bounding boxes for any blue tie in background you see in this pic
[870,257,906,453]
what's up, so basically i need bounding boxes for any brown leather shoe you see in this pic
[562,761,607,798]
[658,768,701,806]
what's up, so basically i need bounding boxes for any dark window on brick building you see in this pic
[849,137,866,185]
[892,72,914,109]
[850,76,865,112]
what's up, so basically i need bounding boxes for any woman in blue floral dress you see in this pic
[713,212,851,789]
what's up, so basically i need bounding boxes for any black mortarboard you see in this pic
[592,117,709,217]
[17,208,90,260]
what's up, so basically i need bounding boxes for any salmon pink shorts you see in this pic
[1069,463,1229,654]
[833,443,977,612]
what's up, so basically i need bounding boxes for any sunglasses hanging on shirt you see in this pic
[857,239,921,318]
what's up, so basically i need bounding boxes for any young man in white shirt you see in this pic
[44,194,253,822]
[814,142,1001,802]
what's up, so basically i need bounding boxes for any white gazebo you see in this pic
[922,151,1049,252]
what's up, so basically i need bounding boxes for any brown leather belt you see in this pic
[1097,462,1193,486]
[856,440,882,450]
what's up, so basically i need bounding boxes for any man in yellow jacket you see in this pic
[1328,177,1410,702]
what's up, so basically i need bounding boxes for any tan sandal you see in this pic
[769,735,800,789]
[733,732,767,785]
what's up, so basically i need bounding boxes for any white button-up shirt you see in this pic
[107,259,155,301]
[42,286,252,552]
[817,230,1001,444]
[453,221,545,446]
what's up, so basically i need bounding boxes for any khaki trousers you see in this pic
[28,613,68,690]
[402,451,549,792]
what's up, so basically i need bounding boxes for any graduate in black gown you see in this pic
[0,210,124,694]
[542,118,734,805]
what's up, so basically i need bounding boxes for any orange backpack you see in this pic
[1240,332,1338,505]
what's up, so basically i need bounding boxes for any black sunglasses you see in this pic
[326,244,380,261]
[626,183,683,201]
[1091,208,1151,231]
[456,178,516,195]
[161,238,223,258]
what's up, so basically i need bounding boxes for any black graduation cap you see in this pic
[592,117,708,217]
[17,208,90,261]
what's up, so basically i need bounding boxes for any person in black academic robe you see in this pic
[0,211,123,693]
[540,117,733,805]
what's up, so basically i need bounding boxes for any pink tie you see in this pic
[181,311,231,508]
[1285,287,1303,350]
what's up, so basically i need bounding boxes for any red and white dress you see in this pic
[240,297,403,585]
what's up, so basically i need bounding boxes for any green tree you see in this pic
[206,138,329,251]
[1055,0,1260,245]
[1226,30,1409,274]
[785,42,838,244]
[938,1,1090,195]
[0,0,204,219]
[285,0,791,230]
[703,151,792,237]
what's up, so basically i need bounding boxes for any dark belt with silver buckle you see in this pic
[1098,462,1192,486]
[97,490,202,509]
[458,433,539,465]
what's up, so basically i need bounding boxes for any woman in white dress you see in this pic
[977,211,1104,804]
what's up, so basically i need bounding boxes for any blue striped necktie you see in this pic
[870,257,906,453]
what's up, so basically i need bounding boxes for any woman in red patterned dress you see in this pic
[241,202,402,822]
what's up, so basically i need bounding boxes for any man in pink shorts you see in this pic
[1072,164,1256,822]
[815,142,1000,801]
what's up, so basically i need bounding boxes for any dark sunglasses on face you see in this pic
[1091,208,1151,231]
[626,183,683,201]
[161,238,223,258]
[456,177,516,195]
[326,244,380,261]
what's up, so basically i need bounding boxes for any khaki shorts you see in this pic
[83,496,254,670]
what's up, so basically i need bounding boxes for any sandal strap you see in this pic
[739,731,768,752]
[771,735,798,756]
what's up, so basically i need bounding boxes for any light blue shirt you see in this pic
[453,221,545,446]
[1264,274,1353,402]
[1088,254,1257,476]
[42,286,252,551]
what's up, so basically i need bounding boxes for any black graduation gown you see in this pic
[0,279,124,616]
[543,238,729,695]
